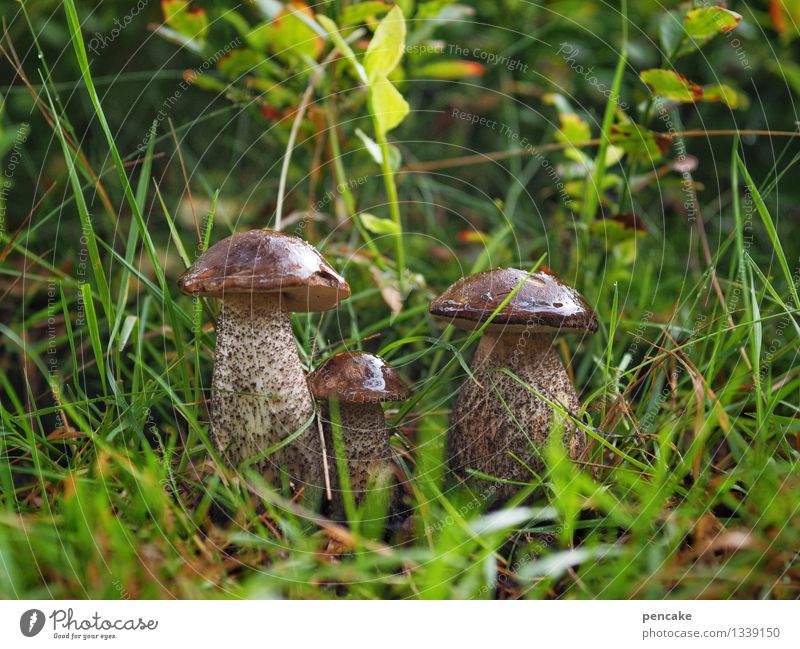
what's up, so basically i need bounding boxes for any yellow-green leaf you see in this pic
[683,6,741,42]
[364,5,406,82]
[369,73,409,135]
[640,68,703,102]
[555,113,591,148]
[360,212,400,235]
[605,145,625,166]
[702,83,746,109]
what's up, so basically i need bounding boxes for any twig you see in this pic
[316,410,333,501]
[399,129,800,174]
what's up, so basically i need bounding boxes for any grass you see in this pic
[1,1,799,600]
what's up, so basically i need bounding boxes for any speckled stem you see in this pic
[320,402,397,520]
[448,331,585,498]
[210,294,322,497]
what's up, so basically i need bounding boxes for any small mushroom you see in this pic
[429,268,598,497]
[307,352,409,519]
[178,229,350,497]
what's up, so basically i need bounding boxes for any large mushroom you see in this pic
[307,351,409,519]
[429,268,597,496]
[178,229,350,498]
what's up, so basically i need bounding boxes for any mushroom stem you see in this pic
[211,293,321,495]
[449,330,585,496]
[321,402,396,519]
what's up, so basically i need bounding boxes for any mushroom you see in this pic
[429,268,597,497]
[307,351,409,519]
[178,229,350,498]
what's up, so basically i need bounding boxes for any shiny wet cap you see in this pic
[177,229,350,312]
[308,352,409,403]
[429,267,598,334]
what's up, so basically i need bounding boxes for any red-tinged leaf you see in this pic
[590,214,645,244]
[608,212,646,233]
[413,60,485,79]
[162,0,208,43]
[770,0,800,36]
[260,104,289,121]
[640,69,703,102]
[248,1,323,61]
[457,230,489,244]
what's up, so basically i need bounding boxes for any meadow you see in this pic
[0,0,798,599]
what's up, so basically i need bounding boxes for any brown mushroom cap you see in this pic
[308,352,410,403]
[177,229,350,311]
[429,267,598,334]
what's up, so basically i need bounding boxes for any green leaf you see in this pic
[369,73,410,135]
[684,6,741,42]
[218,9,252,39]
[640,68,703,102]
[162,0,208,44]
[660,10,687,56]
[360,212,401,235]
[364,5,406,82]
[340,1,392,27]
[610,123,670,164]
